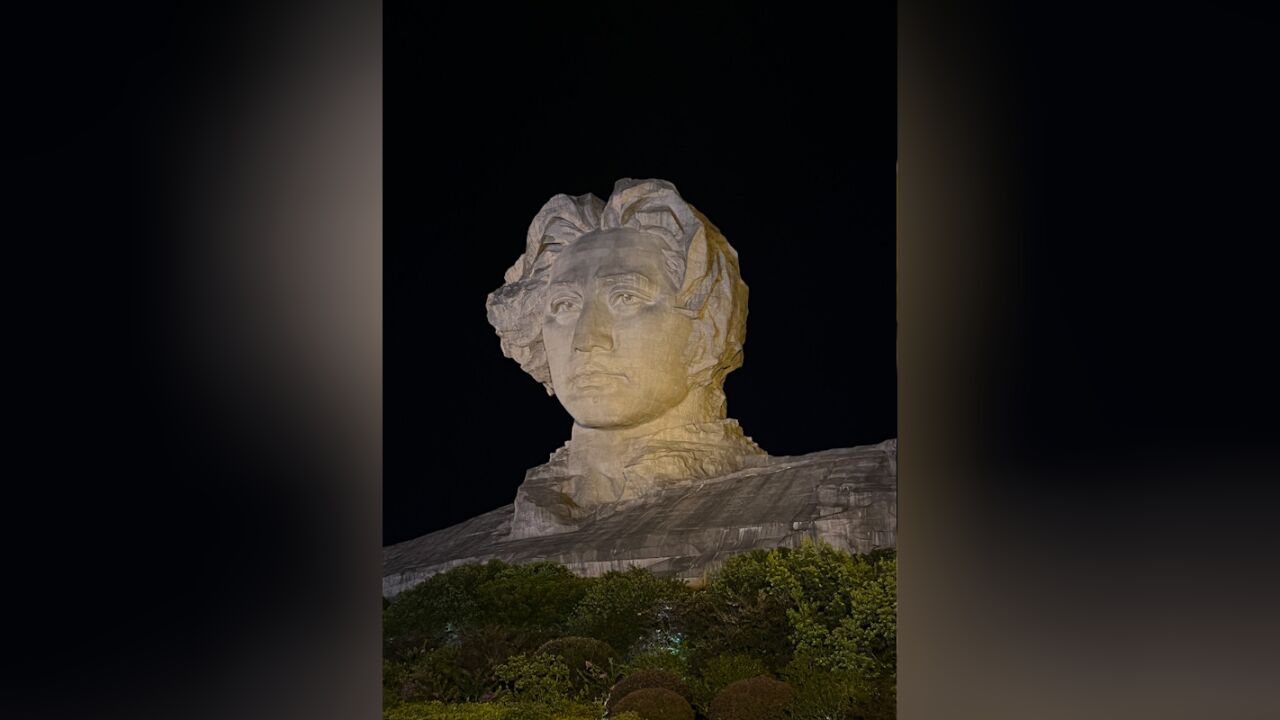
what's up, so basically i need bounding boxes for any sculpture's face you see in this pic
[543,229,695,429]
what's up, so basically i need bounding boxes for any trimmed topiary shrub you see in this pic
[708,676,794,720]
[780,660,850,720]
[699,655,767,693]
[606,669,692,716]
[611,687,695,720]
[537,636,619,699]
[689,654,768,712]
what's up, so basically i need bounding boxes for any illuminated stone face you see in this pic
[542,229,695,430]
[487,179,771,537]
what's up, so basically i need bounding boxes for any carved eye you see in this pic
[549,298,579,314]
[611,292,644,307]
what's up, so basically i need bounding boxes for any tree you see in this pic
[685,550,793,673]
[768,543,896,720]
[567,567,694,657]
[383,560,588,660]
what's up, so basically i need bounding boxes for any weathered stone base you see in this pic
[383,438,896,598]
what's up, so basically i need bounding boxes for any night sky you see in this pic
[385,5,897,545]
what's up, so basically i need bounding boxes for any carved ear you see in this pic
[683,277,726,384]
[680,235,747,393]
[684,314,711,372]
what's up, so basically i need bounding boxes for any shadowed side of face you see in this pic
[542,229,695,429]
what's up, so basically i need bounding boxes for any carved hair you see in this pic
[485,178,748,418]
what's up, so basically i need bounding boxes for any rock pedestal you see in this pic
[383,438,896,598]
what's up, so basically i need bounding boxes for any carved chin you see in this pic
[564,398,647,429]
[568,407,635,429]
[558,381,694,429]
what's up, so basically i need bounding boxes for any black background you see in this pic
[6,2,1280,718]
[385,4,898,545]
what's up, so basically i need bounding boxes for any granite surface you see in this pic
[383,438,896,597]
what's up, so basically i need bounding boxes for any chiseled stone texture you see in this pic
[383,438,896,598]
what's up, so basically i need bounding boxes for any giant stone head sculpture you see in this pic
[487,179,766,534]
[486,178,749,431]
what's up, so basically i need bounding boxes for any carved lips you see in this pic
[568,363,629,391]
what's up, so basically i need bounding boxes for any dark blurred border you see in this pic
[7,2,380,719]
[900,2,1280,719]
[8,2,1280,718]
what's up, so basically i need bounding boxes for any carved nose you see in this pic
[572,298,613,352]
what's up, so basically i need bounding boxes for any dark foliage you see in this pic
[382,544,896,718]
[611,687,695,720]
[707,676,794,720]
[567,568,694,656]
[384,560,588,660]
[536,636,619,698]
[683,551,793,674]
[606,669,692,716]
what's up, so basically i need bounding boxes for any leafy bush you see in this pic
[537,636,619,699]
[684,552,793,673]
[454,625,547,700]
[494,652,572,704]
[383,544,895,718]
[478,562,591,634]
[707,676,794,720]
[769,544,896,719]
[619,651,688,677]
[611,687,695,720]
[606,669,692,716]
[501,703,554,720]
[383,700,510,720]
[689,544,897,695]
[384,561,588,660]
[778,661,870,717]
[385,625,548,704]
[543,702,603,720]
[384,564,491,659]
[689,654,767,712]
[385,659,409,709]
[390,647,471,703]
[771,545,896,675]
[382,701,600,720]
[568,568,693,656]
[699,654,766,690]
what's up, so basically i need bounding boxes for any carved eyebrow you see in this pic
[597,273,657,293]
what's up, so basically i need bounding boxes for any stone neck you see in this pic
[508,386,768,533]
[567,386,720,466]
